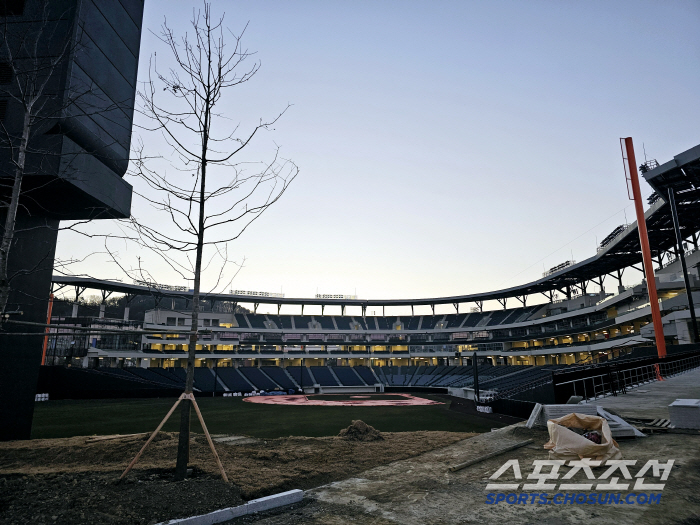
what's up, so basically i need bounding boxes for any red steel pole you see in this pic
[621,137,667,358]
[41,293,54,366]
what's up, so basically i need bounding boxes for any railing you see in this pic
[552,350,700,403]
[482,373,554,403]
[659,247,698,270]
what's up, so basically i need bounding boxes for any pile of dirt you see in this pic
[338,420,384,442]
[0,430,475,525]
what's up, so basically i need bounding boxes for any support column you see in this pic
[621,137,666,358]
[668,187,699,343]
[0,215,59,440]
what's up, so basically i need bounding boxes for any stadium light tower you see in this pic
[620,137,666,359]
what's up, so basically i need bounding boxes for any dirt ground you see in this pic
[0,429,474,525]
[232,425,700,525]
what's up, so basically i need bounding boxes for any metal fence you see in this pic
[552,350,700,403]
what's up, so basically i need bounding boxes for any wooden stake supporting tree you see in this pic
[120,393,228,483]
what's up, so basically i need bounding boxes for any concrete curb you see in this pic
[157,489,304,525]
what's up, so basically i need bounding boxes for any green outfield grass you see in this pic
[31,394,502,439]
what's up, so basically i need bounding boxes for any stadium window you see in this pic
[166,317,176,326]
[177,318,186,326]
[203,319,211,327]
[212,319,220,326]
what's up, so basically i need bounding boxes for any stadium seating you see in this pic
[294,316,313,329]
[238,367,281,391]
[127,367,180,387]
[317,316,336,330]
[193,368,218,392]
[309,366,339,386]
[334,316,352,330]
[331,366,365,386]
[234,314,250,329]
[268,315,293,330]
[354,366,379,384]
[37,367,181,400]
[148,367,186,386]
[486,309,513,326]
[216,368,254,393]
[420,316,440,330]
[50,362,576,399]
[375,317,390,330]
[443,313,468,328]
[261,366,297,390]
[246,314,267,329]
[286,366,315,387]
[405,316,420,330]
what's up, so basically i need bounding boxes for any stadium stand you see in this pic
[234,314,250,329]
[443,313,468,328]
[294,316,313,329]
[268,315,293,330]
[486,309,513,326]
[355,317,369,330]
[500,308,527,325]
[420,316,440,330]
[261,366,297,390]
[405,316,420,330]
[334,316,352,330]
[36,367,181,400]
[148,367,186,386]
[317,316,336,330]
[127,367,180,387]
[238,367,280,391]
[193,368,217,392]
[354,366,379,385]
[331,366,364,386]
[246,314,267,329]
[286,366,315,387]
[309,366,339,386]
[462,312,487,327]
[375,317,390,330]
[216,368,254,393]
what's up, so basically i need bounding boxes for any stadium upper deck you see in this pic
[48,143,700,368]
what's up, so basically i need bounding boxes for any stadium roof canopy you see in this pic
[52,143,700,310]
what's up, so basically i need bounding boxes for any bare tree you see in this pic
[122,3,298,479]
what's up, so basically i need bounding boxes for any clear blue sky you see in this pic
[57,0,700,314]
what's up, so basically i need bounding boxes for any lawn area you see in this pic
[31,394,501,439]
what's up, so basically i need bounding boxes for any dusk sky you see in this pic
[56,1,700,315]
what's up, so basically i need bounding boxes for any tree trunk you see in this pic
[175,80,211,480]
[0,107,31,315]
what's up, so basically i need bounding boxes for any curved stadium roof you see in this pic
[52,142,700,309]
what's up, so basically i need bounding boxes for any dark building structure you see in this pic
[0,0,144,440]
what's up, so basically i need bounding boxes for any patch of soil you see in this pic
[338,420,384,442]
[0,468,241,525]
[0,429,474,525]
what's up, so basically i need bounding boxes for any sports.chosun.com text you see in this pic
[485,492,662,505]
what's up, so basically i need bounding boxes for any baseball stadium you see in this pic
[39,142,700,405]
[2,1,700,524]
